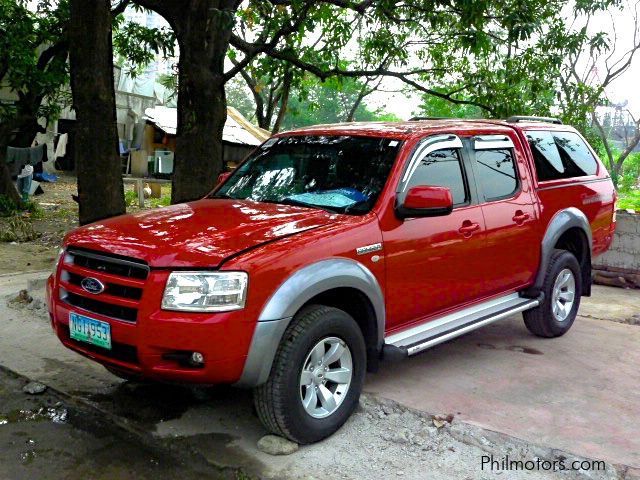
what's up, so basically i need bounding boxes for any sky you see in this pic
[592,2,640,117]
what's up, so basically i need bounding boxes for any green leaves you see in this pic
[280,74,395,129]
[112,16,176,77]
[0,0,69,125]
[227,0,599,123]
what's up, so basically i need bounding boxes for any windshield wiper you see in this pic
[209,193,234,199]
[342,199,372,214]
[268,198,341,214]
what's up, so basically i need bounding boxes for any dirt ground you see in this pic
[0,173,170,275]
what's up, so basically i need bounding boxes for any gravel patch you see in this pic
[267,394,623,480]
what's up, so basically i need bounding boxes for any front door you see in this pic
[381,135,488,332]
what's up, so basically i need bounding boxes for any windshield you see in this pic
[211,135,401,214]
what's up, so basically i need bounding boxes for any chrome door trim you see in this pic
[473,135,514,150]
[400,134,463,189]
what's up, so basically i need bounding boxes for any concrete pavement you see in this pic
[367,304,640,467]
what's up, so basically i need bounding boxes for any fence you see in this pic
[593,211,640,288]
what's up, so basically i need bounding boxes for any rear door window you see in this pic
[475,149,518,200]
[527,130,598,181]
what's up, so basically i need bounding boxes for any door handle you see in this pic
[512,211,530,224]
[458,221,480,235]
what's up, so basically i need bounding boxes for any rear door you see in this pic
[381,134,489,331]
[470,134,539,294]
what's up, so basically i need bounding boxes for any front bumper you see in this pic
[46,272,256,385]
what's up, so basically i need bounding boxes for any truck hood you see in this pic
[64,199,335,268]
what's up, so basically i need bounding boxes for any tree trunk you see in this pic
[237,67,267,130]
[134,0,238,204]
[0,123,25,206]
[173,66,227,203]
[169,2,235,203]
[69,0,125,225]
[271,70,292,134]
[0,163,21,206]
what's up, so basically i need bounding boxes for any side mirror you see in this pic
[396,185,453,219]
[217,171,231,186]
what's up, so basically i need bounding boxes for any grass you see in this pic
[149,194,171,208]
[125,185,171,209]
[618,190,640,211]
[0,216,40,242]
[124,189,138,206]
[0,195,44,219]
[0,195,44,242]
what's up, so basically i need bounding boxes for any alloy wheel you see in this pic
[299,336,353,419]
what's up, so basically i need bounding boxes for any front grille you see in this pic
[59,247,149,323]
[61,325,138,364]
[67,247,149,280]
[63,290,138,322]
[66,272,143,300]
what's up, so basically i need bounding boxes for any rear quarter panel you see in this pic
[516,126,616,258]
[535,180,616,257]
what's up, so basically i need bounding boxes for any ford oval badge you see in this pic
[81,277,105,295]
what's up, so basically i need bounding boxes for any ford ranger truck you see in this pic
[46,116,616,444]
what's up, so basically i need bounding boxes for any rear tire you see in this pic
[523,249,582,338]
[253,305,366,444]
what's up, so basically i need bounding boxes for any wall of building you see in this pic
[593,211,640,288]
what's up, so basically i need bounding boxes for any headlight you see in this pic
[53,248,64,274]
[161,271,248,312]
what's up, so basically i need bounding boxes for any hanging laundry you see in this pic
[6,147,31,177]
[6,144,44,177]
[55,133,68,159]
[34,172,58,183]
[32,132,57,174]
[28,143,44,165]
[16,164,34,201]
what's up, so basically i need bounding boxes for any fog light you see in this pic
[190,351,205,366]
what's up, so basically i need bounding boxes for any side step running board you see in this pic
[384,293,541,357]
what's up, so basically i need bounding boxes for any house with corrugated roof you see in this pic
[142,105,269,173]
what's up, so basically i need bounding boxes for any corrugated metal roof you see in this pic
[143,106,270,146]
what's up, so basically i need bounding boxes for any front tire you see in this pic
[523,249,582,338]
[253,305,366,444]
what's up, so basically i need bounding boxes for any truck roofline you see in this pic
[274,118,580,140]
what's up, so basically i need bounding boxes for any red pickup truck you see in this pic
[46,116,616,444]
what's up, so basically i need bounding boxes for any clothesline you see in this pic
[5,144,45,175]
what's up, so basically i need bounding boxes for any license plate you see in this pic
[69,313,111,350]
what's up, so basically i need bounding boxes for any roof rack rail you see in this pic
[408,116,454,121]
[505,115,562,125]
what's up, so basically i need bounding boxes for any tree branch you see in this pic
[111,0,131,17]
[271,68,293,133]
[616,119,640,168]
[592,112,615,170]
[235,42,494,113]
[268,0,375,14]
[223,0,316,82]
